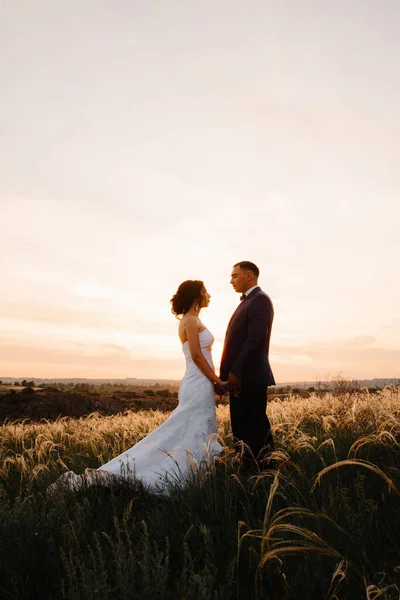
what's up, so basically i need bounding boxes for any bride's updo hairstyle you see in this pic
[170,280,204,317]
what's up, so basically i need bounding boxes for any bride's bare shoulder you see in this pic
[178,314,200,343]
[180,314,199,331]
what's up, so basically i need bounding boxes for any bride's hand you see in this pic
[214,380,228,396]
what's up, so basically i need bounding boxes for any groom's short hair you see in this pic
[234,261,259,278]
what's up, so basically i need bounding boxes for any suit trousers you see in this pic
[229,381,274,461]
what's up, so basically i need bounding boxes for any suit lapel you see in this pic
[225,287,261,331]
[226,297,246,330]
[227,306,240,330]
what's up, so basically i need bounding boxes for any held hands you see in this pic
[214,379,228,399]
[227,373,241,396]
[213,374,242,398]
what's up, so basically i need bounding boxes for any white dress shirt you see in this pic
[244,285,259,297]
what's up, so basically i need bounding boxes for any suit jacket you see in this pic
[220,287,275,386]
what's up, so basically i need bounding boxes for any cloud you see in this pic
[271,338,400,381]
[0,343,184,379]
[1,333,398,382]
[348,336,376,346]
[0,301,173,336]
[0,303,117,329]
[103,343,131,356]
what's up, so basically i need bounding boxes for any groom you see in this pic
[220,261,275,465]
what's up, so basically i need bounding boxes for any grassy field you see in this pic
[1,386,400,599]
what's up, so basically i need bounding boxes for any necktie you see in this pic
[240,294,246,301]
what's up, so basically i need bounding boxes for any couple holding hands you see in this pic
[50,261,275,495]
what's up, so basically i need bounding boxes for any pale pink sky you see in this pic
[1,0,399,382]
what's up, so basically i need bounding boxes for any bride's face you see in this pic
[200,287,211,308]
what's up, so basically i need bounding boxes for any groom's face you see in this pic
[230,266,251,294]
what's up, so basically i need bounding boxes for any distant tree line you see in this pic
[12,380,35,388]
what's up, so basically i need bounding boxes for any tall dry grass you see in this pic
[1,386,400,599]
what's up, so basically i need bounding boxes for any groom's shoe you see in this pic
[259,453,295,472]
[257,449,279,471]
[238,452,260,475]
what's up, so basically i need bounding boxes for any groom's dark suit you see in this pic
[220,286,275,460]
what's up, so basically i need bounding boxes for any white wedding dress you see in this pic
[49,329,224,495]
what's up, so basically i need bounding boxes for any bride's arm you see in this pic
[185,317,225,386]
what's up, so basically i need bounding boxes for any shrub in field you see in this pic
[0,387,400,599]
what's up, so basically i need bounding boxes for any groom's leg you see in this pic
[252,384,274,461]
[230,382,274,460]
[229,391,246,450]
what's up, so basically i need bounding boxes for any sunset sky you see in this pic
[1,0,399,382]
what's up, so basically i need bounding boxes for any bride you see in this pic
[48,280,226,495]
